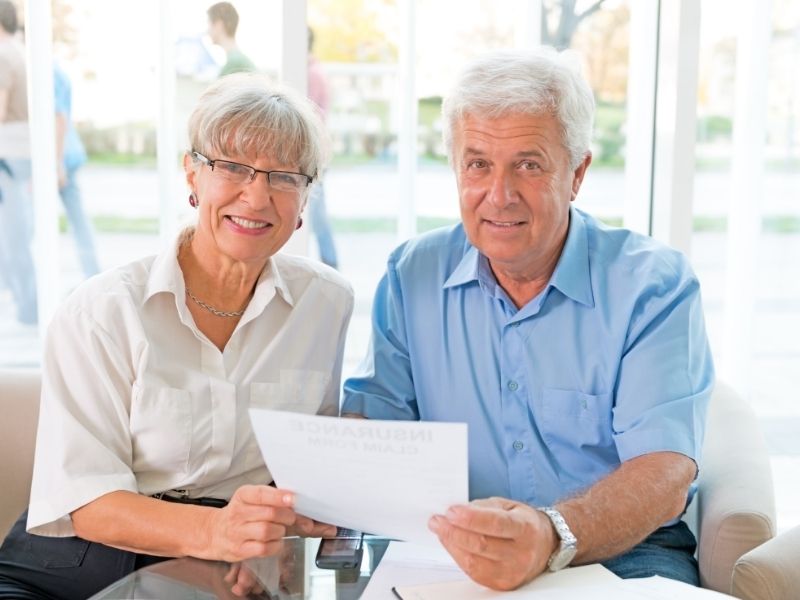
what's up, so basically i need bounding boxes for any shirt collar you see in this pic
[442,207,594,308]
[144,227,295,311]
[548,206,594,308]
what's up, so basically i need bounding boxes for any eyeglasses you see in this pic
[192,152,313,194]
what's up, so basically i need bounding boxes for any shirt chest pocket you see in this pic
[250,370,333,415]
[536,388,614,456]
[130,384,193,475]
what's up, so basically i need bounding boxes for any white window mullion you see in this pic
[397,0,417,242]
[650,0,701,256]
[157,0,177,249]
[25,0,59,335]
[720,0,773,395]
[622,0,659,236]
[281,0,311,256]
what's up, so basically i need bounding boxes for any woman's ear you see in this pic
[183,152,196,188]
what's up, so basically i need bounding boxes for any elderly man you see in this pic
[342,47,713,591]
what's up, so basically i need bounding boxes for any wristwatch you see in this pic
[538,506,578,571]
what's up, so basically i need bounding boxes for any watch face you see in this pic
[548,543,578,572]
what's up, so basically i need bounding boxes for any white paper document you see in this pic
[248,409,468,545]
[379,541,621,600]
[372,542,734,600]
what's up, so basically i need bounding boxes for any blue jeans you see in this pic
[308,180,338,268]
[601,520,699,585]
[0,510,167,600]
[60,167,99,278]
[0,159,37,325]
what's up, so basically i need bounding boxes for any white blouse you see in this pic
[27,231,354,537]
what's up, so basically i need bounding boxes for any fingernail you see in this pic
[283,493,294,506]
[428,516,440,532]
[446,507,459,520]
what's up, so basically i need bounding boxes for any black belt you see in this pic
[152,493,228,509]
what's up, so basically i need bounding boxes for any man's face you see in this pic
[453,112,590,278]
[207,18,224,45]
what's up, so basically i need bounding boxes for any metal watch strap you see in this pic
[539,506,578,571]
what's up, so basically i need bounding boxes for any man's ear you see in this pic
[570,152,592,201]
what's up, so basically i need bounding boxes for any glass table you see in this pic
[89,537,391,600]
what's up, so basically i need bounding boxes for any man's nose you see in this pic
[486,170,516,208]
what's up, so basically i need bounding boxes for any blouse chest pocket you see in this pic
[536,388,614,456]
[130,384,193,475]
[250,370,332,415]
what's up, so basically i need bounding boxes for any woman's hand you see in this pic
[203,485,298,562]
[223,562,266,598]
[287,515,337,538]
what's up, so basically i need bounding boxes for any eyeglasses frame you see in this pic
[191,151,314,191]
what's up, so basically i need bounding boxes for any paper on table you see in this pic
[625,576,737,598]
[390,562,621,600]
[248,409,468,545]
[360,542,466,600]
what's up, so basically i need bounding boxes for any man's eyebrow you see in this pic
[515,149,546,158]
[462,147,485,157]
[462,147,546,158]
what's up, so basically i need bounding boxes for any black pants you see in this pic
[0,511,168,600]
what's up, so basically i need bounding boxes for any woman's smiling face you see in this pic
[184,151,307,267]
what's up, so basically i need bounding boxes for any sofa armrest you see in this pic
[0,369,41,541]
[696,382,776,593]
[732,525,800,600]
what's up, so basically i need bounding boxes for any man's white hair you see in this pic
[442,47,595,169]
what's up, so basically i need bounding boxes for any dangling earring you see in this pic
[296,216,303,230]
[189,192,199,208]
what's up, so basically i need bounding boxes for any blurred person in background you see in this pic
[54,62,100,278]
[207,1,254,77]
[0,73,352,599]
[306,27,338,268]
[0,0,36,325]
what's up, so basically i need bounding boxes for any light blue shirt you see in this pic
[54,65,87,172]
[342,207,714,508]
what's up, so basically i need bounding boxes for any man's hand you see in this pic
[428,497,558,591]
[203,485,297,562]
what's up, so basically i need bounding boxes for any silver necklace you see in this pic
[185,288,246,318]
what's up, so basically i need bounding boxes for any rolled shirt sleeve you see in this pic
[612,263,714,467]
[27,302,140,536]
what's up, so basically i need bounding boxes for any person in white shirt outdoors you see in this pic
[0,73,353,600]
[342,48,713,591]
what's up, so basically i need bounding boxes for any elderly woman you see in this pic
[0,74,353,599]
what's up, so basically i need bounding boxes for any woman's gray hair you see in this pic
[187,73,328,180]
[442,47,595,169]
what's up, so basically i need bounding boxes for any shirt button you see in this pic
[513,440,524,451]
[508,381,519,391]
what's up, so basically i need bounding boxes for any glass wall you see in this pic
[693,0,800,531]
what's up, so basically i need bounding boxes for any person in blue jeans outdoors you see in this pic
[342,47,714,591]
[0,0,36,324]
[306,27,338,268]
[54,63,100,279]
